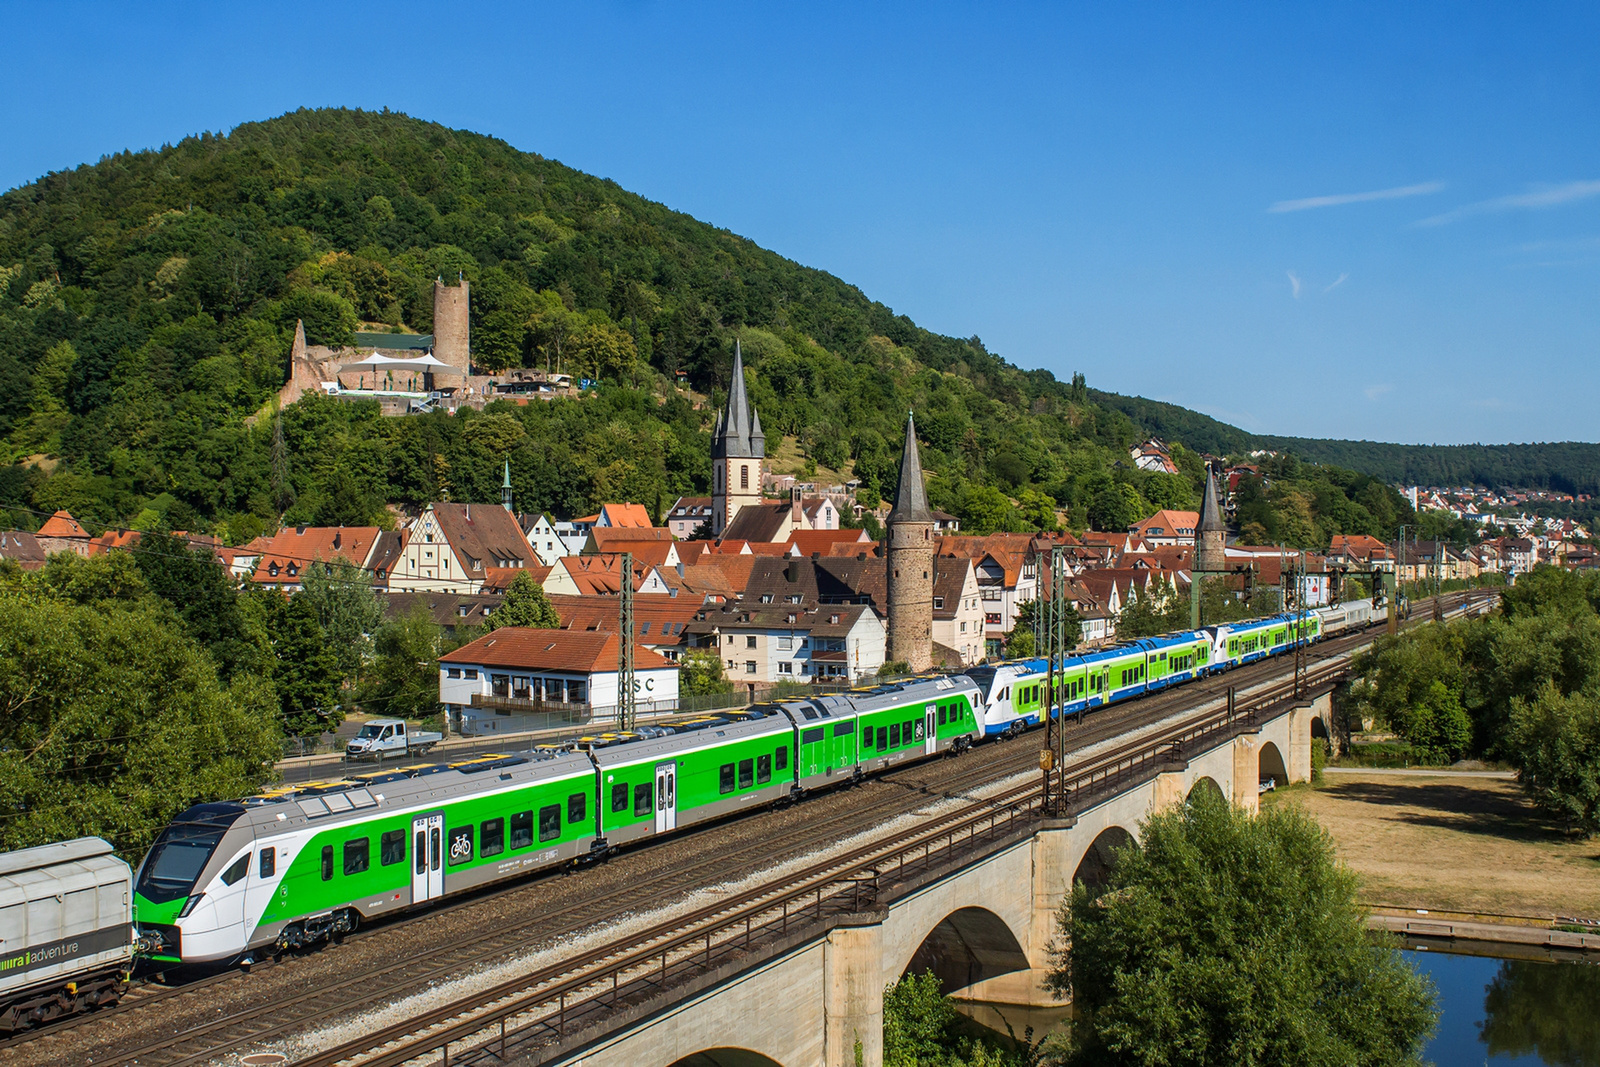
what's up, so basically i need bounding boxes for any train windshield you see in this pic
[965,667,999,699]
[137,819,234,904]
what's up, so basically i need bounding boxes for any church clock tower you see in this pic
[711,341,765,537]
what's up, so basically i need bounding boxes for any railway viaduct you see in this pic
[551,693,1330,1067]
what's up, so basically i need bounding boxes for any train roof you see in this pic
[589,714,790,768]
[0,837,129,909]
[0,836,117,877]
[174,748,598,839]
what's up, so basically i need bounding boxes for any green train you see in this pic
[132,674,983,965]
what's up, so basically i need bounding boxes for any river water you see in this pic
[956,941,1600,1064]
[1404,940,1600,1065]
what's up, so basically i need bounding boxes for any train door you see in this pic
[923,704,937,755]
[411,812,444,904]
[208,848,250,943]
[654,762,677,833]
[243,838,282,939]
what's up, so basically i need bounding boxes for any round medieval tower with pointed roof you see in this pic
[1196,462,1228,574]
[887,413,935,672]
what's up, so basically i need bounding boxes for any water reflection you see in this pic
[957,945,1600,1066]
[1479,955,1600,1065]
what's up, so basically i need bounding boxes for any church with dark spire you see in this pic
[711,341,765,537]
[886,412,935,671]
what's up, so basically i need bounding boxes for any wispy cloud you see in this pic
[1323,273,1349,293]
[1268,181,1444,214]
[1416,180,1600,226]
[1364,384,1393,402]
[1286,271,1302,298]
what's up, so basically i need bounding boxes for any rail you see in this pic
[292,620,1389,1067]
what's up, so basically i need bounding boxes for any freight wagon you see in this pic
[0,838,136,1031]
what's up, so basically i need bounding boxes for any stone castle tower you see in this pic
[433,275,471,375]
[886,413,935,672]
[1196,462,1227,573]
[711,341,764,537]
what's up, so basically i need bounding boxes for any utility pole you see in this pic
[1293,550,1307,698]
[1053,544,1067,798]
[619,551,636,730]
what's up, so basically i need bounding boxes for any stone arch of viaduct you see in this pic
[558,693,1328,1067]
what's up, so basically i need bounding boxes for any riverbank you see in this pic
[1264,768,1600,919]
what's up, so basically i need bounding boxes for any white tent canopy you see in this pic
[339,352,463,375]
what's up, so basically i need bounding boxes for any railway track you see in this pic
[4,590,1487,1064]
[294,602,1481,1067]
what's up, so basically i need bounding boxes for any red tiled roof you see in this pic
[1131,510,1199,537]
[599,503,655,528]
[787,529,871,557]
[252,526,381,583]
[549,593,700,644]
[588,527,676,553]
[37,510,87,538]
[442,627,670,672]
[431,503,539,574]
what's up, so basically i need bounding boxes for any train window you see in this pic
[320,845,334,881]
[903,719,914,742]
[938,706,947,725]
[447,826,473,866]
[415,832,427,874]
[482,818,505,858]
[540,805,562,841]
[832,721,854,736]
[801,727,824,745]
[511,811,534,848]
[632,784,652,818]
[611,784,629,814]
[738,759,754,788]
[757,754,772,783]
[719,763,735,793]
[862,728,874,750]
[259,849,275,879]
[568,793,586,824]
[380,830,406,866]
[775,746,788,770]
[878,727,888,750]
[889,723,900,747]
[221,854,249,886]
[343,838,370,876]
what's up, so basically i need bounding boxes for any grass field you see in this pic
[1264,770,1600,919]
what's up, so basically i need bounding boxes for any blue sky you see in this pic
[4,3,1598,445]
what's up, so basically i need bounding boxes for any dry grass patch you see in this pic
[1264,771,1600,919]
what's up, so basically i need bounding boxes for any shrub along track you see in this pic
[1,592,1484,1066]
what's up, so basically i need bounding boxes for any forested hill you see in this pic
[1094,392,1600,496]
[0,107,1416,547]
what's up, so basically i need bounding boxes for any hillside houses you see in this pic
[391,503,539,594]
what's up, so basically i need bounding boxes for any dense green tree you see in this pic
[883,972,1024,1067]
[243,590,342,737]
[132,528,261,677]
[0,107,1444,550]
[1507,686,1600,835]
[490,570,560,629]
[358,602,445,724]
[680,649,733,696]
[1116,583,1189,640]
[0,579,279,856]
[1049,788,1437,1066]
[298,559,384,680]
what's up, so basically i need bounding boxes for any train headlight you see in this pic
[177,892,205,918]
